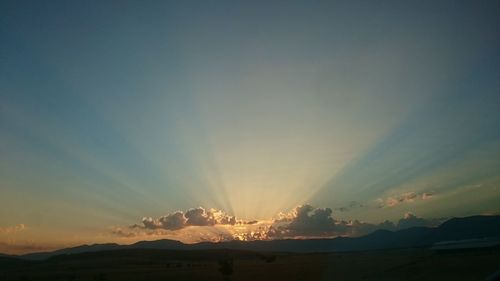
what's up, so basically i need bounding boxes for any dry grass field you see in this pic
[1,247,499,281]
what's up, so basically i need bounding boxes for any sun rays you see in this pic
[1,0,499,254]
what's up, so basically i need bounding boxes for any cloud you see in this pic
[377,191,436,208]
[185,208,214,226]
[134,207,237,231]
[421,192,435,200]
[267,205,442,239]
[396,212,444,229]
[158,212,187,230]
[111,227,138,238]
[0,224,26,234]
[117,205,446,242]
[334,201,364,212]
[284,205,336,236]
[268,205,394,238]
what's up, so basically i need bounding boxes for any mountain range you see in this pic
[14,215,500,260]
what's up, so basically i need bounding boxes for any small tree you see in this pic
[218,258,234,281]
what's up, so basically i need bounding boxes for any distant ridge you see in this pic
[18,215,500,260]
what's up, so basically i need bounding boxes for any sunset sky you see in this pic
[1,0,499,254]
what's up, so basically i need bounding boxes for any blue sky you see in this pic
[1,0,499,253]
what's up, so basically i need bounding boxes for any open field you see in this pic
[0,246,499,281]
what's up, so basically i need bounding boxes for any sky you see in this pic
[1,0,499,254]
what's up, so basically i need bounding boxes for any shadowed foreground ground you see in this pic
[1,246,499,281]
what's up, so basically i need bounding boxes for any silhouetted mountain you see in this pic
[21,240,189,260]
[16,215,500,260]
[129,239,185,250]
[326,227,435,251]
[21,243,123,260]
[431,215,500,242]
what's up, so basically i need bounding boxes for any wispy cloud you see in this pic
[377,191,436,208]
[334,201,364,212]
[0,224,26,234]
[111,227,138,238]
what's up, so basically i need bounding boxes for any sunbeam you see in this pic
[0,0,499,254]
